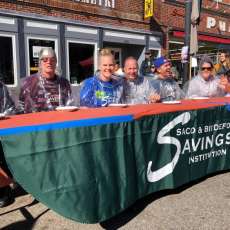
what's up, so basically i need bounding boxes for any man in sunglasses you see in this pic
[19,48,72,113]
[186,56,226,98]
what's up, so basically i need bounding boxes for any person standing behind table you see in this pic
[150,56,185,102]
[80,48,123,107]
[186,56,226,98]
[0,81,16,208]
[214,51,230,75]
[122,56,160,104]
[140,51,152,77]
[145,61,156,79]
[19,48,72,113]
[114,61,125,78]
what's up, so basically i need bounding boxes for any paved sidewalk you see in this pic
[1,171,230,230]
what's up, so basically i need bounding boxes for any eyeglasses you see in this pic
[201,67,212,71]
[41,57,56,63]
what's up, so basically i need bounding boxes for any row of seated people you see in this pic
[1,47,230,208]
[1,47,230,116]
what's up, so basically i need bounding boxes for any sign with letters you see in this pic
[144,0,154,19]
[2,105,230,223]
[74,0,115,9]
[207,16,230,32]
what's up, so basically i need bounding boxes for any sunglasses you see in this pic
[201,67,212,71]
[41,57,56,63]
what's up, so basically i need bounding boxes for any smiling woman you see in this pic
[186,55,226,98]
[79,48,123,107]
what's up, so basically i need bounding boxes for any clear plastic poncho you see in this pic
[80,75,123,107]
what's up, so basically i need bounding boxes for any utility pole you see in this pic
[182,0,192,85]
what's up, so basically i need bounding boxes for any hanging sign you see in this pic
[144,0,154,19]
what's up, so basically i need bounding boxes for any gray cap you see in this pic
[199,55,214,70]
[38,47,57,61]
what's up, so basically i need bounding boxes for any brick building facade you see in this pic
[153,0,230,80]
[0,0,162,95]
[0,0,229,92]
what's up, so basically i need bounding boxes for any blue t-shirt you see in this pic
[80,76,123,107]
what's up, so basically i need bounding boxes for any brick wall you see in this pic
[0,0,154,32]
[154,0,230,37]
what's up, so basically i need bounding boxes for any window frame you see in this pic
[66,39,98,85]
[0,33,18,88]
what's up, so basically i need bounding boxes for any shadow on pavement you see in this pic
[100,169,230,230]
[12,184,27,198]
[0,198,39,217]
[1,207,49,230]
[0,185,47,230]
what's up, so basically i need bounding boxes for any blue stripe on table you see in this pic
[0,115,133,136]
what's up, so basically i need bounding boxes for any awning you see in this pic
[173,31,230,44]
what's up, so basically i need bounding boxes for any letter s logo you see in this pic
[147,112,191,182]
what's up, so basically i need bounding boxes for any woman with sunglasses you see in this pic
[186,56,226,98]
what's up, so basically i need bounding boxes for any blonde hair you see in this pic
[99,48,113,56]
[98,48,115,64]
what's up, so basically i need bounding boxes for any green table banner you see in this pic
[1,105,230,223]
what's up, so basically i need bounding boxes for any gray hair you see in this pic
[199,55,214,71]
[38,47,61,75]
[38,47,56,62]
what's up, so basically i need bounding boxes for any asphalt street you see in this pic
[1,171,230,230]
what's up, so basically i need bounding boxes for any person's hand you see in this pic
[219,76,230,92]
[148,93,161,103]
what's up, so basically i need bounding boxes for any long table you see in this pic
[1,98,230,223]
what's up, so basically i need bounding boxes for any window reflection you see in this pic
[68,42,94,84]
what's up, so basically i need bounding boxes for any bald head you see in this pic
[124,57,139,81]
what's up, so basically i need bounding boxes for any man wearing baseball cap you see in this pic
[150,56,184,102]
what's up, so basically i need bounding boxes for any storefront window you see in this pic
[149,49,160,60]
[109,48,122,66]
[68,42,95,84]
[169,42,184,83]
[0,36,15,85]
[28,38,55,75]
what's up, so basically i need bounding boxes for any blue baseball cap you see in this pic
[153,56,169,68]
